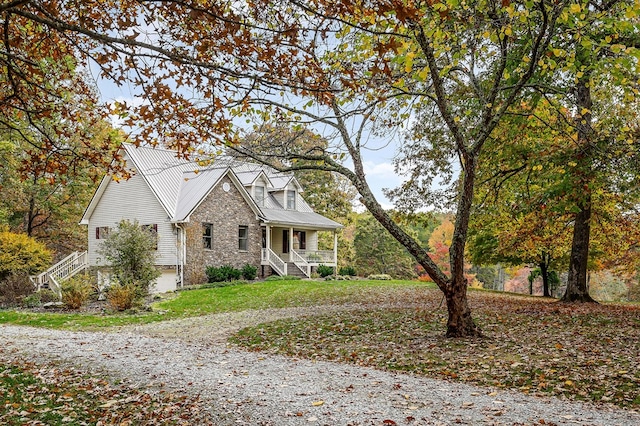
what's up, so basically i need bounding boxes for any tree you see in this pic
[0,122,122,254]
[4,1,631,336]
[97,220,160,299]
[353,213,415,279]
[528,2,640,302]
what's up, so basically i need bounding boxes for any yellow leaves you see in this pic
[569,4,581,13]
[417,67,430,81]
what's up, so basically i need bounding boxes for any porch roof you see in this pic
[261,208,342,230]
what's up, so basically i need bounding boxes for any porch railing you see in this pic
[290,249,310,278]
[296,250,335,264]
[31,251,89,298]
[263,248,287,276]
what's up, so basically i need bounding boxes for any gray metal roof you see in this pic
[122,144,341,229]
[173,168,228,221]
[260,208,343,229]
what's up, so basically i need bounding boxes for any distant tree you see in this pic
[0,123,122,255]
[353,213,415,279]
[97,220,160,299]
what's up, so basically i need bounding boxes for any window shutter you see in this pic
[95,227,100,239]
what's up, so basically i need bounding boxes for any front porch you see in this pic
[260,224,338,278]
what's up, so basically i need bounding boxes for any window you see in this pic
[255,185,265,206]
[203,223,213,249]
[142,224,158,250]
[238,225,248,251]
[95,226,110,239]
[287,190,296,210]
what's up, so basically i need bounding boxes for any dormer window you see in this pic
[287,190,296,210]
[255,185,265,206]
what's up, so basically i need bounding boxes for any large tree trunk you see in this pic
[444,278,481,337]
[562,199,597,302]
[561,70,597,303]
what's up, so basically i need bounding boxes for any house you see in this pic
[79,143,342,292]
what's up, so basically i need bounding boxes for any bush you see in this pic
[60,276,93,309]
[107,283,137,311]
[206,265,242,282]
[21,292,42,308]
[338,266,357,276]
[265,275,301,281]
[0,272,35,308]
[0,229,52,282]
[317,264,334,278]
[367,274,392,280]
[241,264,257,280]
[39,290,60,304]
[97,220,160,300]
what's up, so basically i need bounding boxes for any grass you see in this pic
[0,359,213,425]
[230,288,640,409]
[0,279,435,329]
[2,278,638,409]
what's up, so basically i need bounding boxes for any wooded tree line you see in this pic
[1,1,639,337]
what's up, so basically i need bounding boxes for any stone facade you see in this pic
[183,175,262,285]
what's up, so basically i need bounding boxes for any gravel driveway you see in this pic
[1,307,638,425]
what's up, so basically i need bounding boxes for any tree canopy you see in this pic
[3,1,639,336]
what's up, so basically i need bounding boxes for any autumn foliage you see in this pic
[0,229,51,282]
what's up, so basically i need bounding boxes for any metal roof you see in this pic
[118,144,341,229]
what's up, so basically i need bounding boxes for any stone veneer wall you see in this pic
[183,175,262,285]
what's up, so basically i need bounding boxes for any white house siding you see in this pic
[155,268,178,293]
[86,174,177,269]
[307,230,318,251]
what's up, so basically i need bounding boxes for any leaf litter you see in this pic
[231,289,640,409]
[0,354,214,425]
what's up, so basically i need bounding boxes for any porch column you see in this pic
[289,226,294,262]
[265,225,271,258]
[333,230,338,265]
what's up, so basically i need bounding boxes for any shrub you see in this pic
[0,272,35,308]
[206,265,242,282]
[21,292,42,308]
[338,266,357,276]
[39,290,60,304]
[205,266,225,282]
[60,276,93,310]
[107,283,137,311]
[97,220,160,300]
[0,229,51,282]
[367,274,392,280]
[241,264,257,281]
[265,275,301,281]
[317,264,334,278]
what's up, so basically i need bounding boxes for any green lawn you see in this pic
[0,279,435,329]
[2,279,638,409]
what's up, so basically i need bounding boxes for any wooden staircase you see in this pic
[31,251,89,297]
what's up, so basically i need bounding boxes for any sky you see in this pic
[95,75,405,211]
